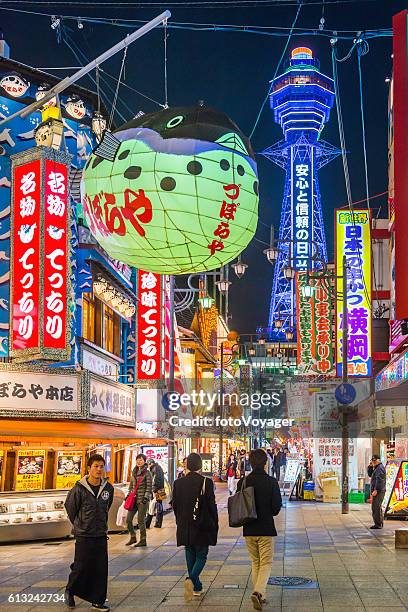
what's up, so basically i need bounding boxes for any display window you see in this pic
[82,293,121,357]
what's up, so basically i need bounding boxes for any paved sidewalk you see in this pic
[0,485,408,611]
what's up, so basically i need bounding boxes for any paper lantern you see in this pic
[82,105,259,274]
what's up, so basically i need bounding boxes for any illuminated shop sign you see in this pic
[137,271,162,380]
[11,149,71,362]
[292,156,312,270]
[375,350,408,392]
[335,209,371,377]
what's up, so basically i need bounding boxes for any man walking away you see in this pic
[368,454,386,529]
[145,458,165,528]
[64,454,114,611]
[172,452,218,601]
[237,449,282,610]
[125,453,152,546]
[226,453,238,495]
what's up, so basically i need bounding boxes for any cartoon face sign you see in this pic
[83,105,259,274]
[65,96,86,119]
[0,74,30,97]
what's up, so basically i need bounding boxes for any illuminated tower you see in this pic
[263,47,340,339]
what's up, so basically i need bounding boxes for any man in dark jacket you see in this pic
[145,458,165,528]
[125,453,152,546]
[64,454,114,611]
[367,454,387,529]
[172,452,218,602]
[237,449,282,611]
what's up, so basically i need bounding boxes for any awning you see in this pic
[0,419,153,443]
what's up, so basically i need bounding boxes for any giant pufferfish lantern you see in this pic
[82,105,259,274]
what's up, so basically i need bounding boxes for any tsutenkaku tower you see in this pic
[263,47,340,340]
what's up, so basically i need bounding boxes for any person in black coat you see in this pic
[64,454,114,612]
[237,449,282,611]
[368,454,387,529]
[145,459,165,529]
[172,452,218,601]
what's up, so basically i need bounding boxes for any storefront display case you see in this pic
[383,458,408,519]
[0,489,72,542]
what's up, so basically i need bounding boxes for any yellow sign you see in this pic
[55,451,83,490]
[15,449,45,491]
[335,209,371,377]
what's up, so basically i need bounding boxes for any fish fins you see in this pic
[215,132,248,155]
[93,131,121,161]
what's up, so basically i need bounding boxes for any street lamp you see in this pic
[248,345,256,357]
[232,255,248,279]
[264,245,280,264]
[301,283,315,298]
[198,295,214,310]
[283,265,296,280]
[216,278,231,294]
[285,329,294,341]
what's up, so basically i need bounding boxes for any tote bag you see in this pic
[227,476,257,527]
[124,473,145,511]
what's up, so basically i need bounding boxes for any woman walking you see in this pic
[237,449,282,610]
[125,453,152,547]
[172,453,218,601]
[226,453,238,495]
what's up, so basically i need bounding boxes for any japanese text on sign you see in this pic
[137,271,161,379]
[12,161,41,351]
[296,273,335,376]
[89,377,135,425]
[336,210,372,377]
[43,160,68,349]
[207,183,240,256]
[293,161,311,269]
[0,371,78,413]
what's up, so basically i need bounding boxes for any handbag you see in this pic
[227,476,257,528]
[116,501,128,528]
[155,488,167,501]
[192,476,217,532]
[124,473,146,511]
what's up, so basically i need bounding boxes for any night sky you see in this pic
[1,0,405,332]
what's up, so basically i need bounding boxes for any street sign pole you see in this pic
[341,254,349,514]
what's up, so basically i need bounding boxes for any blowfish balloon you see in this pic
[82,105,259,274]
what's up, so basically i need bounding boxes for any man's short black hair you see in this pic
[371,454,381,461]
[87,454,105,468]
[136,453,147,462]
[249,449,267,469]
[187,452,202,472]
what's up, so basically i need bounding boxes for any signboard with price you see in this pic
[384,459,408,518]
[54,451,83,490]
[15,449,46,491]
[313,437,358,490]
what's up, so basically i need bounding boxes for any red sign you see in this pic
[43,160,68,349]
[137,271,161,379]
[11,149,71,361]
[11,160,41,351]
[393,11,408,319]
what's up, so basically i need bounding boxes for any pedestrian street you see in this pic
[0,485,408,612]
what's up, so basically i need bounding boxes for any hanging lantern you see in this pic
[82,104,259,275]
[92,111,107,142]
[34,107,64,150]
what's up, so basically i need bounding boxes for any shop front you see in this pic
[0,364,155,542]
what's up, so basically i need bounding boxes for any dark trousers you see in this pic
[127,501,147,541]
[372,490,386,527]
[274,465,280,481]
[185,545,208,592]
[67,536,108,606]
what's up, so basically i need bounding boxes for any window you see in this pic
[82,293,121,357]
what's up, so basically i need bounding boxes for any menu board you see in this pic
[384,460,408,517]
[382,460,400,511]
[284,459,301,483]
[55,451,83,490]
[15,450,45,491]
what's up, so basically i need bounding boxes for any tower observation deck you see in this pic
[262,47,340,340]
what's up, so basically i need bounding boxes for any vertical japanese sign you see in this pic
[15,449,46,491]
[296,273,335,376]
[335,209,372,377]
[11,160,41,352]
[292,153,312,270]
[137,271,161,380]
[44,160,68,349]
[11,149,71,362]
